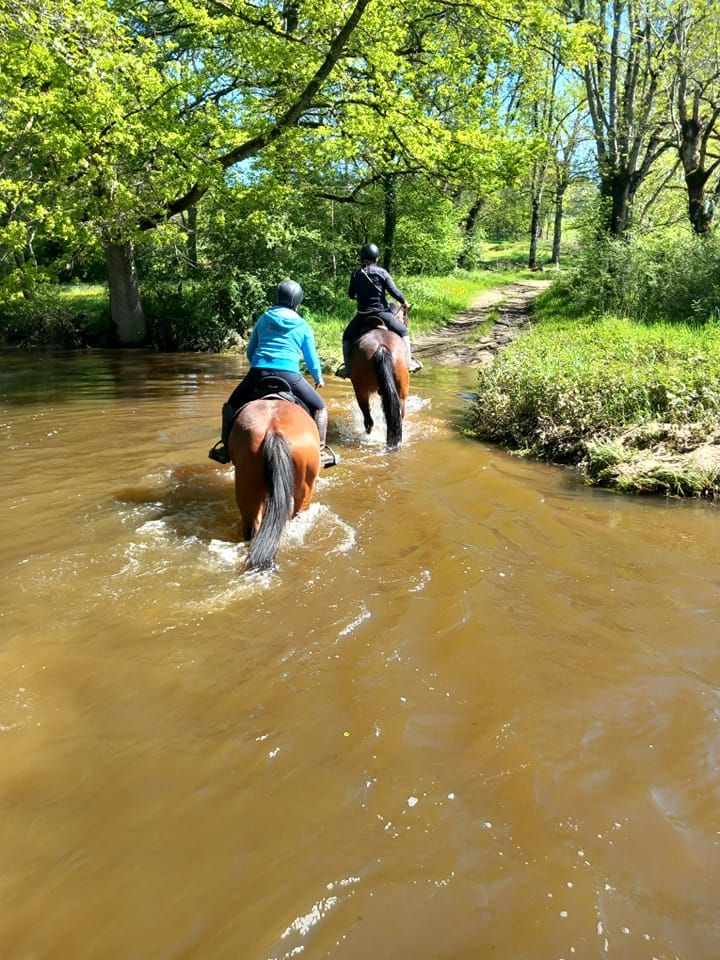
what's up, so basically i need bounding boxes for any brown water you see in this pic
[1,350,719,960]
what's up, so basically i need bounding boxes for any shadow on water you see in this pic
[114,463,240,544]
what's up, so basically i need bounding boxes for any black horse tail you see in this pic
[245,431,294,573]
[374,345,403,450]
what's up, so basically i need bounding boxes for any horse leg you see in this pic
[353,387,373,433]
[360,399,373,434]
[235,478,263,541]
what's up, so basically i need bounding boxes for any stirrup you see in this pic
[335,365,349,379]
[208,441,230,464]
[408,357,423,373]
[320,445,339,469]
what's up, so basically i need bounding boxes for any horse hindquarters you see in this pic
[232,401,321,573]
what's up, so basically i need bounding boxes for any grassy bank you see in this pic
[465,284,720,496]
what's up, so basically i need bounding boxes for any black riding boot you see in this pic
[208,402,236,464]
[315,407,338,468]
[335,340,352,379]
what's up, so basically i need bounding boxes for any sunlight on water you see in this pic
[266,876,362,960]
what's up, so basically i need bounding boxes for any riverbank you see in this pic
[406,275,720,497]
[460,284,720,497]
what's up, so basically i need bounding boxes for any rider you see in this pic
[335,242,423,378]
[208,279,335,467]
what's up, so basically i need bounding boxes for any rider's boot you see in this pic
[315,407,338,468]
[335,340,351,379]
[207,402,236,464]
[402,334,423,373]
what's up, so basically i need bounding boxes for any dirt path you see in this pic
[411,278,551,367]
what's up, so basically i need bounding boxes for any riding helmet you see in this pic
[275,279,304,309]
[359,242,380,263]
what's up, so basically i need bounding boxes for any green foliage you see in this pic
[560,227,720,323]
[0,282,109,347]
[0,0,583,345]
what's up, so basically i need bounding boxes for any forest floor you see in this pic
[411,278,551,368]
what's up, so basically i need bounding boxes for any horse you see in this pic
[229,398,320,573]
[348,328,409,450]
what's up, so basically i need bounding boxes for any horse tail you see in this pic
[245,430,294,573]
[373,346,403,449]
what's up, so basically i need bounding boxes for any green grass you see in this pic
[465,283,720,494]
[479,236,580,271]
[55,283,110,337]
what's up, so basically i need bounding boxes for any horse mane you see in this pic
[244,431,294,572]
[373,346,403,449]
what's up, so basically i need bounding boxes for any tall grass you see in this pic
[466,285,720,463]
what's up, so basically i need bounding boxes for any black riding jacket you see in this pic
[348,264,406,313]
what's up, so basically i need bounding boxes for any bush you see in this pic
[561,227,720,324]
[0,283,110,347]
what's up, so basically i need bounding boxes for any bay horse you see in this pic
[229,398,320,573]
[348,328,409,450]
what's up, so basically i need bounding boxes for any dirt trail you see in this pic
[411,278,551,367]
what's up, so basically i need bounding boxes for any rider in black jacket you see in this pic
[336,243,423,377]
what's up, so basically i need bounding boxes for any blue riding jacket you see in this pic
[246,306,323,384]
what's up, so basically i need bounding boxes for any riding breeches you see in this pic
[342,308,408,345]
[227,367,325,416]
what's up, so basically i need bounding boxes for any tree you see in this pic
[568,0,675,236]
[668,0,720,234]
[0,0,375,342]
[1,0,581,346]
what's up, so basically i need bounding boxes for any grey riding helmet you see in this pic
[275,279,304,309]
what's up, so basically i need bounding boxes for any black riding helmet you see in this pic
[275,279,304,309]
[359,242,380,263]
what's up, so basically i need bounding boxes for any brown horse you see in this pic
[348,328,409,450]
[229,399,321,572]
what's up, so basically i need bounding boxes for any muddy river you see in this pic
[1,350,719,959]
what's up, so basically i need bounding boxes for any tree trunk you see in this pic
[686,169,714,235]
[105,240,147,346]
[382,174,397,272]
[551,180,568,266]
[458,197,483,268]
[186,204,198,268]
[528,197,541,269]
[600,172,633,237]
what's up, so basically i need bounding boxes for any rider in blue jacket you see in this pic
[336,242,423,377]
[208,280,334,465]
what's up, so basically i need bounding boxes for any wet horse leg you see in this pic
[352,384,374,434]
[235,475,264,541]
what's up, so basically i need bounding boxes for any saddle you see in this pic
[352,310,389,342]
[238,375,310,415]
